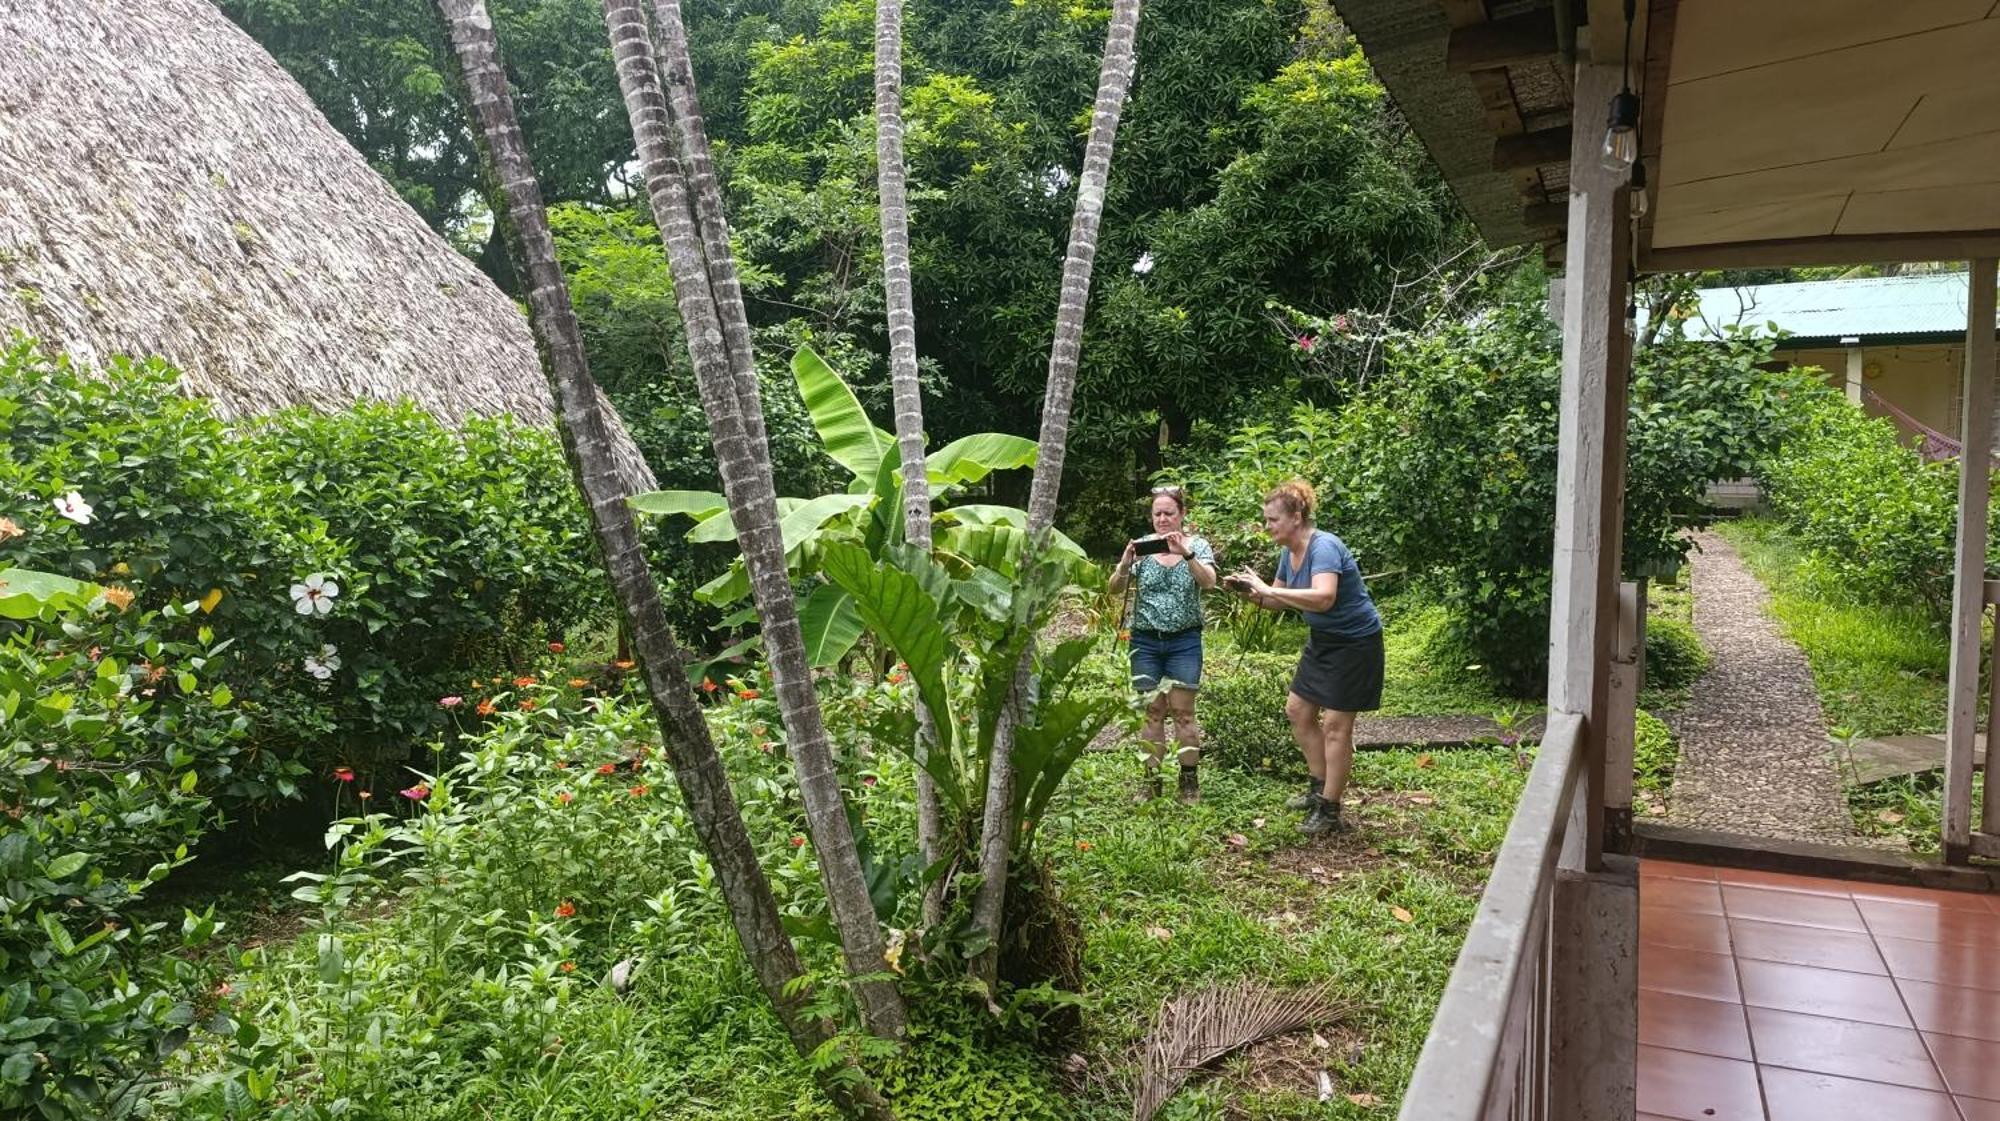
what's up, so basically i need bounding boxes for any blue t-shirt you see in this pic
[1274,530,1381,638]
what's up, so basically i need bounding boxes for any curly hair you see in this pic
[1263,478,1316,520]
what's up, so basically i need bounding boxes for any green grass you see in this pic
[1374,598,1524,717]
[1715,519,1950,737]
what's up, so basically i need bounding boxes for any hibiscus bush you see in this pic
[0,572,244,1117]
[0,338,609,813]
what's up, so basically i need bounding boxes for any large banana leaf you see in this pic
[820,542,962,806]
[925,432,1038,490]
[626,489,726,520]
[798,582,863,667]
[793,345,890,484]
[1013,695,1122,847]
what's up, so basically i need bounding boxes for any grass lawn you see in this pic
[167,712,1526,1119]
[1712,518,1963,851]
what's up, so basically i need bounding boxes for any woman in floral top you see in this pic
[1109,485,1217,802]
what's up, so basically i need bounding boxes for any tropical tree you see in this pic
[430,1,890,1111]
[599,0,907,1040]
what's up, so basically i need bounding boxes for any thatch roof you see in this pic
[0,0,655,493]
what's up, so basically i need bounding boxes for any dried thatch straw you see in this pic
[1132,982,1351,1121]
[0,0,653,493]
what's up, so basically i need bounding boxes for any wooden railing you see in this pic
[1395,711,1587,1121]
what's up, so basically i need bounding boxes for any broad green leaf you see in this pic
[626,489,726,519]
[44,852,89,880]
[694,564,749,606]
[820,542,961,805]
[798,584,863,667]
[1014,695,1122,842]
[793,345,889,483]
[925,432,1038,489]
[685,632,761,685]
[779,494,872,551]
[863,441,905,556]
[0,568,101,619]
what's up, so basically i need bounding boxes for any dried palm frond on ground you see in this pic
[1132,981,1352,1121]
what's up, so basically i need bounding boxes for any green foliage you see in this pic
[0,580,237,1117]
[1195,650,1298,775]
[1759,386,1975,616]
[1641,615,1709,692]
[1633,709,1677,807]
[1178,267,1806,693]
[0,339,607,795]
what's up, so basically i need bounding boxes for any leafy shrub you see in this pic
[1197,650,1299,774]
[1759,386,1982,616]
[0,339,609,796]
[1633,709,1677,804]
[0,575,238,1116]
[1642,615,1709,690]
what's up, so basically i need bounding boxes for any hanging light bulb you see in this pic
[1629,159,1649,219]
[1600,90,1640,173]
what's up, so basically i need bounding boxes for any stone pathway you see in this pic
[1664,531,1859,843]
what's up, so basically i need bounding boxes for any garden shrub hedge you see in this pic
[0,338,609,806]
[1642,614,1709,690]
[1198,650,1300,775]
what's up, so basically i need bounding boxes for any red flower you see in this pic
[518,698,537,711]
[476,700,498,717]
[701,678,719,693]
[554,760,569,770]
[789,835,806,848]
[737,689,760,700]
[628,784,649,798]
[555,791,574,805]
[1076,841,1093,852]
[555,900,576,918]
[547,641,565,654]
[886,673,905,685]
[1298,334,1317,352]
[400,784,430,801]
[862,775,878,787]
[332,766,356,783]
[513,676,537,688]
[559,960,576,973]
[596,762,618,775]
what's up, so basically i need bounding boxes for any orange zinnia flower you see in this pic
[518,698,537,711]
[701,678,719,693]
[559,961,576,973]
[514,676,537,688]
[568,677,589,688]
[556,791,574,805]
[789,835,806,848]
[612,660,635,671]
[555,901,576,918]
[548,641,565,653]
[628,784,649,798]
[737,689,760,700]
[596,763,617,775]
[476,700,498,716]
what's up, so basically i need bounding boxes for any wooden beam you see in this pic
[1551,58,1629,874]
[1448,9,1560,72]
[1524,201,1570,229]
[1953,260,2000,857]
[1494,126,1574,171]
[1633,0,1679,253]
[1637,231,2000,273]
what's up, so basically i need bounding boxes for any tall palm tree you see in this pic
[605,0,907,1040]
[434,0,896,1107]
[968,0,1145,982]
[870,0,946,926]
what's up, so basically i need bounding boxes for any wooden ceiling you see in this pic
[1342,0,2000,272]
[1642,0,2000,269]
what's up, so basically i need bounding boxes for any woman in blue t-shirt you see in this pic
[1225,478,1383,836]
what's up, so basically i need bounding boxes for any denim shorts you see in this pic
[1129,627,1203,692]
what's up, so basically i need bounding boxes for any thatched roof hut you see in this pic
[0,0,654,492]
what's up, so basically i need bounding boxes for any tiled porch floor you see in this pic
[1640,858,2000,1121]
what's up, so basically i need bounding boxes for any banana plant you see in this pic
[630,346,1089,665]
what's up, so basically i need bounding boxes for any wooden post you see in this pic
[1949,260,1998,858]
[1549,58,1629,874]
[1604,581,1642,850]
[1846,345,1865,405]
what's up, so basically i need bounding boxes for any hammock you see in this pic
[1864,388,1973,462]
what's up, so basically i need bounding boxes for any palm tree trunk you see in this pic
[870,0,946,928]
[605,0,907,1040]
[968,0,1144,983]
[434,3,892,1110]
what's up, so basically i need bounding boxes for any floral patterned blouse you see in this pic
[1132,536,1215,633]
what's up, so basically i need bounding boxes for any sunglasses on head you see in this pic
[1151,485,1183,497]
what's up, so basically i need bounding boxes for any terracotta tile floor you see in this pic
[1640,858,2000,1121]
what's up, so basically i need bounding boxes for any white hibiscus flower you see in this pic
[303,645,341,680]
[289,573,340,616]
[53,492,94,525]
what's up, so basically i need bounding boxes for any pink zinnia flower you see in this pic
[400,783,430,800]
[439,695,464,709]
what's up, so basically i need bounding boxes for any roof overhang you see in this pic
[1339,0,2000,274]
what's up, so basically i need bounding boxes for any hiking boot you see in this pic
[1134,772,1163,803]
[1285,779,1325,812]
[1177,765,1200,804]
[1298,794,1345,837]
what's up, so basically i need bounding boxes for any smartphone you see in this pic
[1131,536,1171,556]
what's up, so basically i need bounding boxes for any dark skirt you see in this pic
[1291,627,1385,713]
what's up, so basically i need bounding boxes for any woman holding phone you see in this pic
[1109,484,1216,802]
[1226,479,1382,835]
